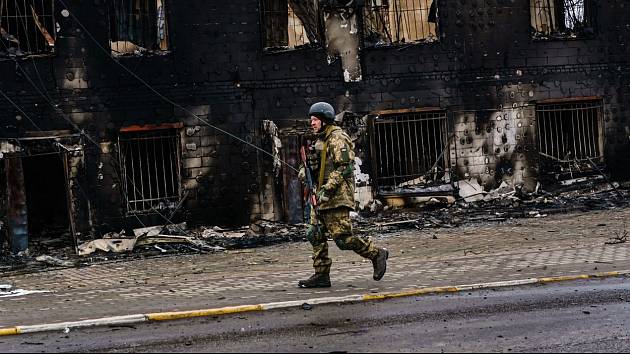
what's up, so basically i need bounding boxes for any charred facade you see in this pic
[1,0,629,254]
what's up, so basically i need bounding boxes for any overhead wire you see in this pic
[56,0,300,173]
[2,1,308,242]
[0,49,189,241]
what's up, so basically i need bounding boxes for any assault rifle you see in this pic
[300,145,318,223]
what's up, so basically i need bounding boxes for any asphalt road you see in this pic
[2,277,630,353]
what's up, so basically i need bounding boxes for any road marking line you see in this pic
[0,328,20,336]
[146,305,264,321]
[17,315,147,334]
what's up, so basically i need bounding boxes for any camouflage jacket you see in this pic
[310,125,356,211]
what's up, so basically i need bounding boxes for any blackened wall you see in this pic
[0,0,629,240]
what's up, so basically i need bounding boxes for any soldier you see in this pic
[298,102,389,288]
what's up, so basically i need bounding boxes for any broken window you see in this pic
[370,111,450,194]
[536,100,604,175]
[530,0,595,39]
[118,129,181,214]
[0,0,55,57]
[261,0,321,50]
[108,0,169,55]
[363,0,438,47]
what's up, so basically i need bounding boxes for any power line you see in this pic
[0,39,104,152]
[0,60,190,241]
[56,0,300,173]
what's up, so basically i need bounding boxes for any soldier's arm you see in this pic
[321,135,354,193]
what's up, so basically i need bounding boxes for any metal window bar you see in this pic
[530,0,590,37]
[363,0,437,47]
[109,0,168,55]
[119,130,181,214]
[262,0,314,50]
[536,101,603,164]
[372,112,449,189]
[0,0,55,56]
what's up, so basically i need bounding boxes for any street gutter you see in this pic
[0,270,628,337]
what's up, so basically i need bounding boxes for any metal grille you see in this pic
[119,129,181,214]
[363,0,437,47]
[372,111,449,189]
[108,0,169,55]
[0,0,55,56]
[530,0,594,38]
[536,101,603,163]
[262,0,317,50]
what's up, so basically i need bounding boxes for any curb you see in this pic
[1,270,628,337]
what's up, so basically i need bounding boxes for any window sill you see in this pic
[0,52,56,61]
[112,50,171,58]
[262,43,322,55]
[363,37,440,50]
[532,33,597,42]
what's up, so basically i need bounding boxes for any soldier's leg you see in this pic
[298,214,333,288]
[321,208,379,260]
[305,221,332,274]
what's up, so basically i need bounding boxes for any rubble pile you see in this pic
[358,180,630,235]
[194,221,305,250]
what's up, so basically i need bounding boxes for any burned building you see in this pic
[1,0,629,255]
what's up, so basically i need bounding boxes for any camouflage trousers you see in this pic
[306,207,378,274]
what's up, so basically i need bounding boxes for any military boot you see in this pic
[372,248,389,281]
[298,273,331,288]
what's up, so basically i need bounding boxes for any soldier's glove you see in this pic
[317,188,330,203]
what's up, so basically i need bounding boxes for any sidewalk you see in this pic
[1,206,630,328]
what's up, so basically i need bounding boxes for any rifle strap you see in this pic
[318,125,336,190]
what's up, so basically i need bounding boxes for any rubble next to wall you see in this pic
[1,178,629,275]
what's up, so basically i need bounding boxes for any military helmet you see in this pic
[309,102,336,124]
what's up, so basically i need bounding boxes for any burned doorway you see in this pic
[21,148,73,250]
[369,109,452,196]
[23,154,69,237]
[536,99,604,181]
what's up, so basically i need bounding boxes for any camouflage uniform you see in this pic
[303,125,378,274]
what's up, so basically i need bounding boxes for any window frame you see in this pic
[107,0,171,57]
[530,0,598,41]
[368,108,451,195]
[260,0,324,53]
[0,0,57,58]
[360,0,440,49]
[117,126,183,216]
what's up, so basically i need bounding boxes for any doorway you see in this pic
[22,153,71,247]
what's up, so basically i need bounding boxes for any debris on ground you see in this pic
[35,255,75,267]
[605,224,629,245]
[1,179,629,274]
[357,180,630,237]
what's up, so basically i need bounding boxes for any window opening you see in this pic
[536,100,604,177]
[262,0,320,51]
[0,0,55,57]
[119,129,181,214]
[371,111,450,194]
[530,0,595,39]
[363,0,437,47]
[108,0,169,56]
